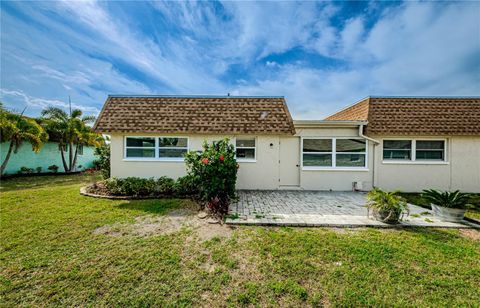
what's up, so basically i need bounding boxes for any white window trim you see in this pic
[382,138,448,165]
[301,137,369,171]
[234,137,257,163]
[123,136,189,162]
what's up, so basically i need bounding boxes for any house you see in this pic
[0,141,96,175]
[93,95,480,193]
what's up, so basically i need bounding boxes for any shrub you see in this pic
[36,166,42,173]
[184,138,238,216]
[156,176,175,195]
[421,189,472,209]
[48,165,59,173]
[93,144,110,179]
[174,175,199,196]
[18,166,34,174]
[366,188,409,224]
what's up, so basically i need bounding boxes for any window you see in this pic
[58,144,68,152]
[236,138,256,161]
[125,137,155,158]
[383,140,412,160]
[302,138,367,169]
[415,140,445,161]
[78,145,84,155]
[302,139,332,167]
[124,137,188,160]
[336,139,366,167]
[158,137,188,158]
[383,139,446,162]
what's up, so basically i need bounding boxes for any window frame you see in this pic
[301,137,368,171]
[382,138,448,164]
[78,144,84,156]
[123,136,189,161]
[234,137,257,163]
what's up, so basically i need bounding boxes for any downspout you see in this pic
[358,124,380,189]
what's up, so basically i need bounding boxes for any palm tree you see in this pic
[0,103,48,176]
[41,106,102,172]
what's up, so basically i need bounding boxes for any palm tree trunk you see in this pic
[60,144,68,172]
[0,140,15,176]
[71,144,79,172]
[68,142,73,172]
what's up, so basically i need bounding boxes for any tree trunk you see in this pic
[71,144,79,172]
[0,140,15,176]
[68,142,73,172]
[60,144,68,172]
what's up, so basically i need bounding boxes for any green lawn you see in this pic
[1,174,479,306]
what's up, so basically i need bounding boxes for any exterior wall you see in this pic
[0,141,96,175]
[110,133,281,190]
[296,127,374,191]
[373,136,480,193]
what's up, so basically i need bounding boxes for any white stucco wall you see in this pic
[373,136,480,193]
[110,133,281,190]
[296,127,374,191]
[109,132,480,192]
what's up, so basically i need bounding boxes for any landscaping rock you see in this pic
[197,211,208,219]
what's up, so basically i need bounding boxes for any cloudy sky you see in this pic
[1,1,479,119]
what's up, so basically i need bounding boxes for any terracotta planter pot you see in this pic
[372,208,402,224]
[431,204,466,222]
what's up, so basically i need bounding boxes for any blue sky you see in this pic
[1,1,479,119]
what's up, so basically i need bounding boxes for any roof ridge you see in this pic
[108,94,285,99]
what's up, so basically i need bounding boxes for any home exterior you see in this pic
[94,95,480,193]
[0,141,96,175]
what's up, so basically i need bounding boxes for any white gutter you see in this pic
[358,124,379,144]
[358,124,380,189]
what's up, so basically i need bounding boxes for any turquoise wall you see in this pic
[0,141,96,175]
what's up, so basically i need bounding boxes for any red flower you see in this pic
[201,158,209,164]
[219,155,225,161]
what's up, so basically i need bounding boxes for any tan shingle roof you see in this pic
[93,96,295,135]
[325,97,480,136]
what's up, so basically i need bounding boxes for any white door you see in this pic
[279,137,300,187]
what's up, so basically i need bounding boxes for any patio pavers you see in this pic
[226,190,480,228]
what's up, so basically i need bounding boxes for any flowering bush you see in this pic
[184,138,237,216]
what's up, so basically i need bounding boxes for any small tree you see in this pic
[184,139,238,216]
[41,106,103,172]
[0,104,48,176]
[93,143,110,179]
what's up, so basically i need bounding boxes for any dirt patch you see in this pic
[459,229,480,241]
[93,208,233,240]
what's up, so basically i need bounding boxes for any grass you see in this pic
[1,174,480,306]
[400,192,480,220]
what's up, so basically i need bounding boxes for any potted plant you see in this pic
[366,188,409,224]
[422,189,471,222]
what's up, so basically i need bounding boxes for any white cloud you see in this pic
[0,89,100,114]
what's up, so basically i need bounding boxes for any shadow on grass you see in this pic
[0,173,101,192]
[402,227,461,242]
[114,198,194,215]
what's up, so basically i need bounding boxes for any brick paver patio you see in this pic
[226,190,479,228]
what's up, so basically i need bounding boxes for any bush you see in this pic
[18,166,34,174]
[93,144,110,179]
[174,175,199,196]
[105,177,156,196]
[36,167,42,173]
[184,138,238,216]
[48,165,59,173]
[156,176,175,195]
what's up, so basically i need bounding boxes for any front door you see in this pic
[279,137,301,187]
